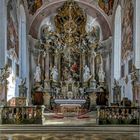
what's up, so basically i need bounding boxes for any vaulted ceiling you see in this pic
[24,0,113,40]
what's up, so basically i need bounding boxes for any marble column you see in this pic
[45,51,50,81]
[81,53,86,82]
[90,50,96,89]
[90,49,95,79]
[0,106,3,124]
[54,51,60,81]
[58,54,61,81]
[44,50,50,89]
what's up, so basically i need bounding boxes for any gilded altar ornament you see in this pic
[55,0,87,34]
[0,64,10,84]
[27,0,43,15]
[98,0,114,16]
[32,0,106,99]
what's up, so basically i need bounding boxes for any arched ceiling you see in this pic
[29,0,112,40]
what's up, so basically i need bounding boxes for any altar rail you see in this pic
[97,106,140,125]
[0,106,42,124]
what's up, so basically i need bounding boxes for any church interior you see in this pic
[0,0,140,139]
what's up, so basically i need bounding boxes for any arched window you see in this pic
[135,0,140,69]
[19,5,26,78]
[114,5,122,80]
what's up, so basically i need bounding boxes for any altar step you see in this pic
[0,125,139,134]
[42,111,97,125]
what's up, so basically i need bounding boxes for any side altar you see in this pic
[31,1,109,114]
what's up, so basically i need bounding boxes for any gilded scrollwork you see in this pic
[54,0,86,35]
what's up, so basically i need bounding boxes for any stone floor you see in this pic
[0,133,139,140]
[0,125,139,140]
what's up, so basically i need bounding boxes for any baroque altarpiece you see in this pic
[32,0,108,112]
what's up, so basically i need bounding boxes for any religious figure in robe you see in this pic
[34,64,41,82]
[98,63,105,83]
[83,65,92,82]
[51,65,58,82]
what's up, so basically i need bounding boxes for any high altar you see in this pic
[32,0,108,112]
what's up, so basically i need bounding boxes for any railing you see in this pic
[97,106,140,125]
[0,106,42,124]
[0,106,139,125]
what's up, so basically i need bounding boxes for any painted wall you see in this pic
[120,0,134,101]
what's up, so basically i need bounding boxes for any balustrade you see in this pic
[97,106,140,125]
[0,106,42,124]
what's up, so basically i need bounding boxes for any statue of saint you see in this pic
[19,78,27,97]
[98,63,105,83]
[51,65,58,82]
[34,64,41,82]
[83,65,92,82]
[88,26,100,44]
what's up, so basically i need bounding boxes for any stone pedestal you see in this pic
[33,92,44,105]
[90,93,97,107]
[43,93,50,106]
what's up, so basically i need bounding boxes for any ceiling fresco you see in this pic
[27,0,43,15]
[7,0,19,59]
[121,0,133,61]
[98,0,114,16]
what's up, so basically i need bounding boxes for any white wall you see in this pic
[134,0,140,69]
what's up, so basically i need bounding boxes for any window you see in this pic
[114,5,122,80]
[19,5,26,78]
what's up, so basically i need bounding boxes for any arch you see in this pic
[113,5,122,80]
[29,0,111,40]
